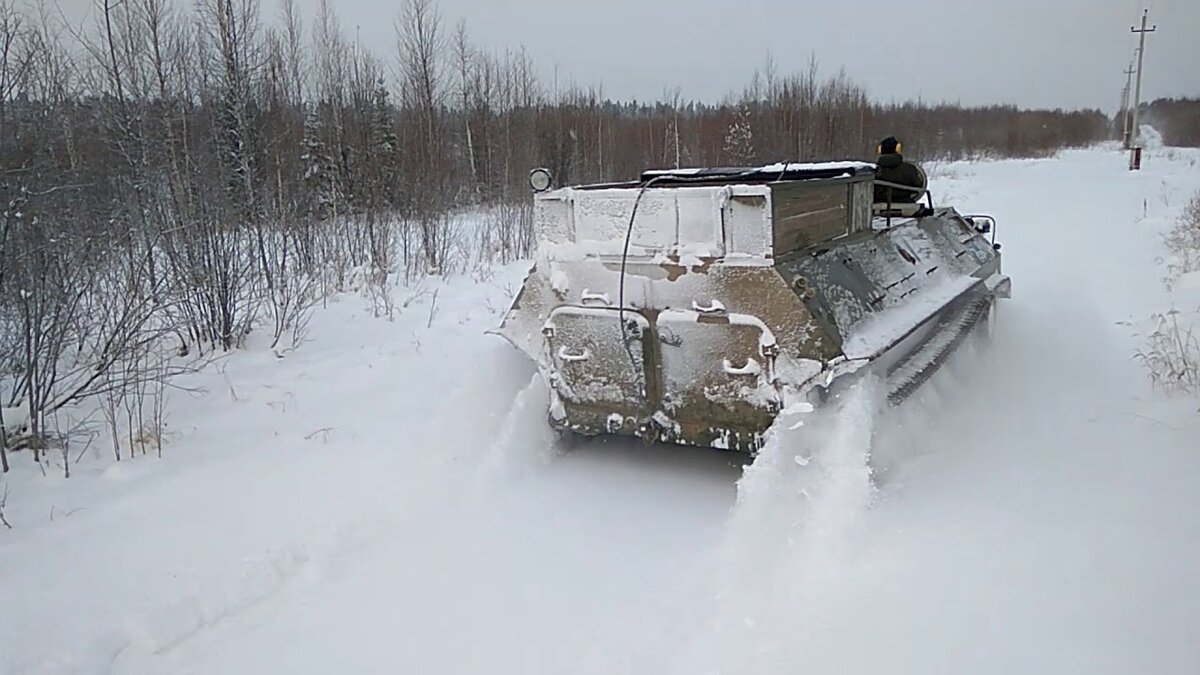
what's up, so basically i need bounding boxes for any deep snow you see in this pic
[2,141,1200,674]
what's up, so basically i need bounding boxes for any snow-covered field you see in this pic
[3,141,1200,674]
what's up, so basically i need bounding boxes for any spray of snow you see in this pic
[473,372,559,493]
[1139,124,1164,149]
[724,378,878,580]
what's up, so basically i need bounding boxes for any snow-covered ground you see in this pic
[3,141,1200,674]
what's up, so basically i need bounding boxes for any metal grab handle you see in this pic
[557,346,591,363]
[692,299,727,314]
[722,357,760,376]
[581,289,610,305]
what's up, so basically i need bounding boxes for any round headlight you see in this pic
[529,167,553,192]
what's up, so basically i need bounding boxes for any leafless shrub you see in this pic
[0,481,11,529]
[477,200,534,266]
[426,288,439,328]
[1133,309,1200,395]
[440,213,475,275]
[302,426,358,443]
[362,211,399,320]
[1163,190,1200,289]
[261,228,319,352]
[44,408,97,479]
[156,219,260,355]
[364,267,396,321]
[94,343,183,462]
[472,262,496,288]
[100,382,125,463]
[0,408,10,473]
[1133,189,1200,397]
[416,209,460,276]
[402,279,431,310]
[397,218,424,285]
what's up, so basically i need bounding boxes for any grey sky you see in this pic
[64,0,1200,111]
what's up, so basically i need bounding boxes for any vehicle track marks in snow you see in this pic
[23,530,337,675]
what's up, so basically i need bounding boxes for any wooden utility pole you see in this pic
[1121,62,1136,149]
[1128,8,1156,169]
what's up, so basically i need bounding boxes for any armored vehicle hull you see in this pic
[494,163,1009,453]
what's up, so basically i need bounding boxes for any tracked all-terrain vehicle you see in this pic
[493,161,1009,453]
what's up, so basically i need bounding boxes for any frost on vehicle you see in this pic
[492,162,1010,453]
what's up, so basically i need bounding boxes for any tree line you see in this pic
[0,0,1111,476]
[1138,98,1200,147]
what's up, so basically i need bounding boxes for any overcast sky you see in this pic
[63,0,1200,111]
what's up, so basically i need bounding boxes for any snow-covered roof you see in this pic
[533,183,775,262]
[639,161,875,184]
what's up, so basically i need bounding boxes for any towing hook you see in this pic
[638,421,659,446]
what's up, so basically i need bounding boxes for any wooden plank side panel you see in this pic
[771,182,850,253]
[850,180,872,233]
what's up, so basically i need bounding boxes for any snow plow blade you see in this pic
[494,163,1009,453]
